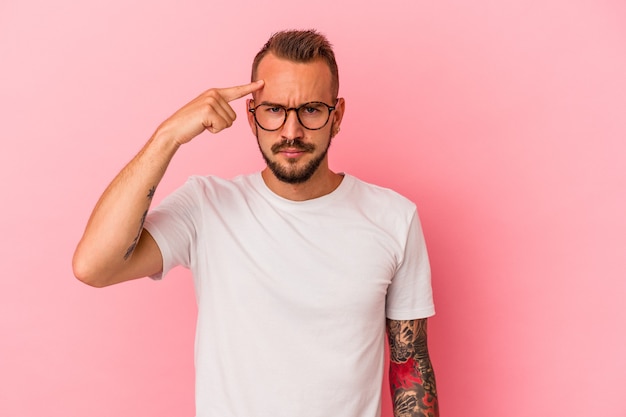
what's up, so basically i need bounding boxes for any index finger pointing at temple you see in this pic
[219,80,264,102]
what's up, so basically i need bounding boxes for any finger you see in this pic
[204,92,237,125]
[218,80,264,102]
[206,117,231,134]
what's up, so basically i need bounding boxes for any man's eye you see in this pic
[263,106,283,114]
[303,106,319,114]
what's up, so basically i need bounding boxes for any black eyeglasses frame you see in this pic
[248,101,336,131]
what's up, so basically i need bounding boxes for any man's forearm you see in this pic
[388,319,439,417]
[72,133,179,286]
[389,354,438,416]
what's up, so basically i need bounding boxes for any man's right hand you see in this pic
[155,80,265,146]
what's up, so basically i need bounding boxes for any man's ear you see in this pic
[332,97,345,137]
[246,99,258,135]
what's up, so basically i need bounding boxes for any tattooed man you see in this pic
[73,29,438,417]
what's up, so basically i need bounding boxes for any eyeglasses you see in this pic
[249,101,336,131]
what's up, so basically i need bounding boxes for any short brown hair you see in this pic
[251,29,339,97]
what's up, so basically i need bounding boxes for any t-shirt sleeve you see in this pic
[143,178,199,280]
[385,209,435,320]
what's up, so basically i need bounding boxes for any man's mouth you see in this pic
[280,149,306,158]
[271,139,315,155]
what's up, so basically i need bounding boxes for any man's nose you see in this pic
[281,109,304,139]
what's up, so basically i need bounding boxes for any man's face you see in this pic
[247,53,344,184]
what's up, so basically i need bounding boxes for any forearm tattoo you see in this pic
[387,319,439,417]
[123,186,155,260]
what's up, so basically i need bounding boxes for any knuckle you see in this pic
[204,95,218,106]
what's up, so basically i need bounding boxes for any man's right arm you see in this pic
[72,81,264,287]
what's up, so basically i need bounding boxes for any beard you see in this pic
[256,129,333,184]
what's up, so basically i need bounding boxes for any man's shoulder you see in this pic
[346,174,416,211]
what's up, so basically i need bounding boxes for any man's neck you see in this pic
[261,168,344,201]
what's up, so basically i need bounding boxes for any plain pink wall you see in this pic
[1,1,625,416]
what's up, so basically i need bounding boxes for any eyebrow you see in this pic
[257,101,286,107]
[256,101,328,108]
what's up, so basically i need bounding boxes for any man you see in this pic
[73,30,438,417]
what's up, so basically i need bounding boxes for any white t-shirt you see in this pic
[144,172,434,417]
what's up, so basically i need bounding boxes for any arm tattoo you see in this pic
[123,186,155,260]
[387,319,439,417]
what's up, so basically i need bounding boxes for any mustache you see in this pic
[271,139,315,154]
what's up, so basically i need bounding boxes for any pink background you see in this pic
[1,1,625,416]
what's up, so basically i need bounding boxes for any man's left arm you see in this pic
[386,318,439,417]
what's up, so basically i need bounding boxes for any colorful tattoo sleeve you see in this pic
[387,318,439,417]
